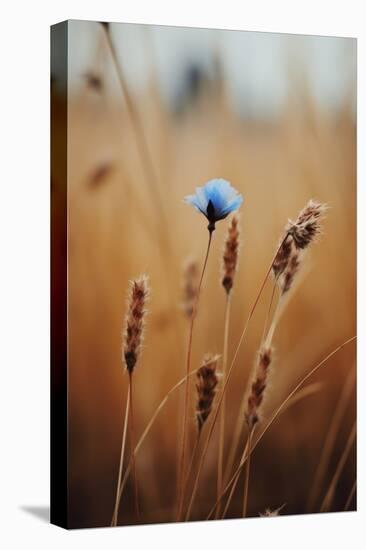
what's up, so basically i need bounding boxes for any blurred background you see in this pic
[52,20,356,528]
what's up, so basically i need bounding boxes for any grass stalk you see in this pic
[307,366,355,511]
[128,372,140,521]
[204,336,356,520]
[184,233,289,521]
[344,479,356,511]
[216,293,231,518]
[177,230,214,520]
[111,386,130,526]
[242,428,254,517]
[320,421,356,512]
[114,369,198,522]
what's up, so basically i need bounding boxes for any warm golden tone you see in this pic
[54,20,357,528]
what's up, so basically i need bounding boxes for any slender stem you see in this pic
[177,229,213,521]
[344,479,356,511]
[180,432,201,517]
[216,385,323,520]
[216,293,231,518]
[111,386,130,526]
[114,369,199,521]
[307,366,355,511]
[242,428,254,517]
[320,421,356,512]
[261,281,277,345]
[205,336,356,520]
[264,295,282,349]
[222,387,323,519]
[185,234,289,521]
[223,283,278,488]
[102,26,168,242]
[128,372,140,521]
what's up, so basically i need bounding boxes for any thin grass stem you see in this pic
[344,479,356,511]
[216,293,231,518]
[307,366,355,511]
[204,336,356,520]
[114,369,198,522]
[111,386,130,526]
[184,233,290,521]
[128,372,140,521]
[177,230,213,521]
[320,421,356,512]
[242,427,254,517]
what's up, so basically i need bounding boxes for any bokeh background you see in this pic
[52,20,356,528]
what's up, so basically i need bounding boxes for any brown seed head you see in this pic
[272,235,293,279]
[279,249,302,295]
[245,347,272,430]
[123,275,149,374]
[182,258,199,319]
[196,354,219,432]
[287,200,327,250]
[222,215,240,294]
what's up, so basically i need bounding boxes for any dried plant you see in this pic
[113,275,149,524]
[272,235,293,278]
[222,215,240,294]
[182,258,199,319]
[287,200,327,250]
[259,503,286,517]
[279,248,302,295]
[217,215,240,516]
[123,276,149,374]
[272,200,327,281]
[196,354,219,432]
[245,347,273,430]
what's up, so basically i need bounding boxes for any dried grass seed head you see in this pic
[196,354,219,432]
[245,347,273,430]
[123,275,149,374]
[279,248,302,295]
[272,235,293,279]
[222,215,240,294]
[182,258,199,319]
[287,199,327,250]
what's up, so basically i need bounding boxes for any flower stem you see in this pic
[111,386,130,526]
[177,229,213,521]
[185,234,289,522]
[216,293,231,518]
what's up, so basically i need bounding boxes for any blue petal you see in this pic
[219,195,243,217]
[184,194,206,214]
[203,179,232,214]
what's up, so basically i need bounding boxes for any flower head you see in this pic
[184,178,243,232]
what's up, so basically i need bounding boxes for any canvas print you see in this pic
[51,20,356,529]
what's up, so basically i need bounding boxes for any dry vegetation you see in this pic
[57,26,356,527]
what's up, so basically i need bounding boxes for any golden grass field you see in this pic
[56,32,356,527]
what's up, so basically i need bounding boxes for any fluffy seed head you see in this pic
[273,200,327,281]
[182,258,199,319]
[287,200,327,250]
[123,275,149,374]
[196,354,219,432]
[222,215,240,294]
[245,347,273,430]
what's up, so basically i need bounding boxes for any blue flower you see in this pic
[184,178,243,231]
